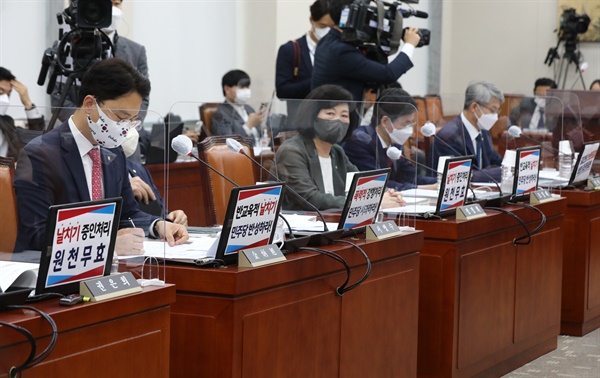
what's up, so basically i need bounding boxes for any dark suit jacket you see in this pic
[126,159,167,217]
[211,102,257,144]
[312,29,413,102]
[431,116,502,183]
[274,134,358,210]
[1,114,45,159]
[13,121,157,252]
[342,125,436,190]
[510,97,537,128]
[275,35,312,126]
[51,33,150,122]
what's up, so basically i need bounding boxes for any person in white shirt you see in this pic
[510,78,557,131]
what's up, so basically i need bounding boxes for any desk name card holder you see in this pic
[588,177,600,188]
[238,244,286,268]
[530,189,553,204]
[366,221,402,240]
[456,204,486,221]
[80,272,141,302]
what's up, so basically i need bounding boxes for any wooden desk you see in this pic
[161,232,423,378]
[406,200,566,378]
[0,285,175,378]
[556,189,600,336]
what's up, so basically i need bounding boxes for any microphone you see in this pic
[226,138,331,233]
[507,125,565,156]
[399,9,429,18]
[421,124,504,196]
[386,146,402,160]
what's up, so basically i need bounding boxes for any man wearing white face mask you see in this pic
[0,67,45,159]
[431,81,505,183]
[510,78,557,131]
[14,58,188,253]
[51,0,150,132]
[275,1,335,127]
[211,70,264,146]
[342,88,437,190]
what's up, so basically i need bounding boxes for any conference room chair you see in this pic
[198,102,221,136]
[0,157,17,252]
[197,135,256,225]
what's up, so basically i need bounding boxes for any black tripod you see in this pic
[545,37,586,90]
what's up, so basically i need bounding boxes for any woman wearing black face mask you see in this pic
[274,84,405,210]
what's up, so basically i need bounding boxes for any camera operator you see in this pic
[312,0,420,102]
[50,0,150,127]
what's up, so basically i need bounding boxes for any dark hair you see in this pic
[590,79,600,90]
[372,88,417,126]
[0,67,16,82]
[310,0,327,21]
[77,58,150,106]
[321,0,353,24]
[222,69,251,96]
[296,84,354,138]
[533,78,557,92]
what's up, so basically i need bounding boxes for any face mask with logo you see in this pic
[387,121,414,145]
[235,88,251,105]
[121,127,139,157]
[313,26,330,40]
[102,6,123,34]
[0,94,9,116]
[87,100,135,148]
[314,118,349,145]
[475,104,498,131]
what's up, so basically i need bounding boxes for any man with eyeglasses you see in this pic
[431,81,504,183]
[342,88,437,190]
[14,58,188,253]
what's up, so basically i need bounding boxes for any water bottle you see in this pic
[558,140,573,179]
[501,150,516,194]
[111,252,119,274]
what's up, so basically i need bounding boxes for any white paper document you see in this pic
[282,214,338,233]
[119,235,219,262]
[0,261,39,292]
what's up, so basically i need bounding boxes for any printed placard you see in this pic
[46,203,117,289]
[456,204,486,221]
[224,185,282,256]
[515,149,540,195]
[366,221,402,240]
[573,142,600,184]
[341,172,388,229]
[530,189,553,204]
[440,159,471,211]
[238,244,286,268]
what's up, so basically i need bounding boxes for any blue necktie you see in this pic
[475,134,483,168]
[537,108,544,129]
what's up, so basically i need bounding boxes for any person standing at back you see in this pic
[275,0,335,127]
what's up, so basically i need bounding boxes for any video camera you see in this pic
[38,0,114,95]
[339,0,430,63]
[559,8,590,42]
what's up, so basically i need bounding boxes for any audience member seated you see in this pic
[0,66,45,159]
[509,77,557,131]
[590,79,600,91]
[343,88,437,191]
[431,81,504,183]
[121,127,188,226]
[211,69,264,146]
[275,0,334,126]
[13,58,188,253]
[274,84,405,211]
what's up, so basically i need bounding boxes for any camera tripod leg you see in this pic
[45,74,78,133]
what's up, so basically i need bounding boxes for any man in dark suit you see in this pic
[0,67,45,159]
[312,0,421,102]
[510,78,557,131]
[14,58,187,252]
[343,88,437,191]
[431,81,504,183]
[275,1,334,126]
[211,70,264,145]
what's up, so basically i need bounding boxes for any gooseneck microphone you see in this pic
[225,138,331,233]
[421,123,504,196]
[507,125,563,156]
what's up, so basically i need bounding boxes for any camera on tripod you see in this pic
[559,8,590,42]
[339,0,430,63]
[38,0,114,95]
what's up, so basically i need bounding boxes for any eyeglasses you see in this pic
[98,101,142,130]
[477,103,500,115]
